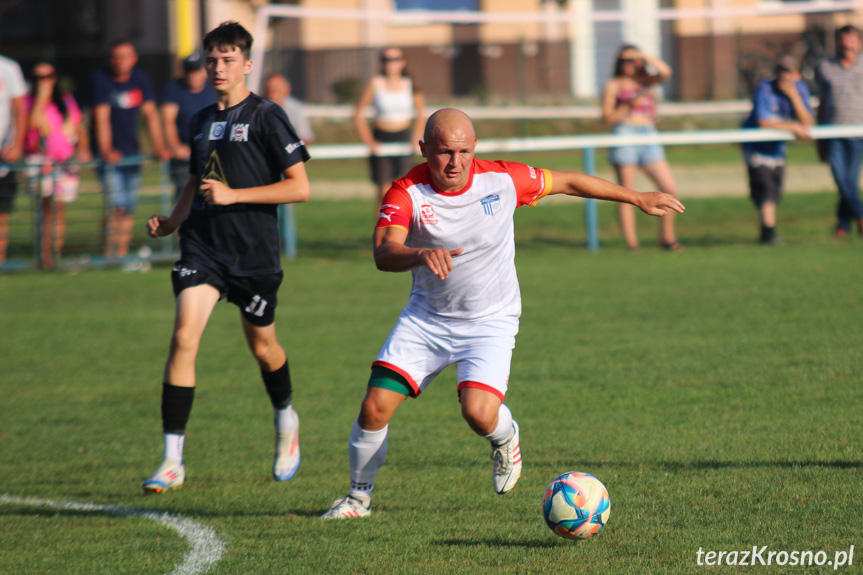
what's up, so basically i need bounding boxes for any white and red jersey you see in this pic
[376,158,552,321]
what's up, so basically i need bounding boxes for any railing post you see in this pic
[159,160,175,257]
[32,163,44,267]
[280,203,297,261]
[582,147,599,252]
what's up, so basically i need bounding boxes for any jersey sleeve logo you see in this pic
[481,194,501,216]
[209,122,226,140]
[230,123,249,142]
[421,204,438,225]
[285,141,305,154]
[379,210,394,222]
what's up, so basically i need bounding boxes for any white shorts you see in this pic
[373,311,519,401]
[25,156,80,203]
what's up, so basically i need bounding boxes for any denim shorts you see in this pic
[608,124,666,167]
[99,164,142,213]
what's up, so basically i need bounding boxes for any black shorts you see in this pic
[747,164,784,207]
[0,169,18,213]
[171,260,283,327]
[370,127,415,188]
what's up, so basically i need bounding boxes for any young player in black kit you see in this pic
[143,21,311,493]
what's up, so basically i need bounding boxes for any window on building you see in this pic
[395,0,479,10]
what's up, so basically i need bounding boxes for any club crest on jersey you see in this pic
[230,123,249,142]
[209,122,227,140]
[481,194,501,216]
[420,204,438,225]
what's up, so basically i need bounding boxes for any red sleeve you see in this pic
[375,183,413,232]
[498,161,553,207]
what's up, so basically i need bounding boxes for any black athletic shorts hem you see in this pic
[171,259,283,327]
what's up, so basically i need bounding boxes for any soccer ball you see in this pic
[542,471,610,540]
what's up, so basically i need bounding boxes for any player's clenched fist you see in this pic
[200,178,239,205]
[419,247,464,280]
[147,214,175,238]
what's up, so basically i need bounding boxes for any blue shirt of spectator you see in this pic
[159,78,216,146]
[742,79,813,160]
[90,66,155,156]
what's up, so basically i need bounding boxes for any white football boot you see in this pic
[142,458,185,494]
[491,421,522,494]
[320,495,371,519]
[273,413,301,481]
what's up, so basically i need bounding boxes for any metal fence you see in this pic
[0,158,303,273]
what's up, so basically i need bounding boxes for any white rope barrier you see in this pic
[307,125,863,160]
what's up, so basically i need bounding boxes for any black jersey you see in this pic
[181,92,310,276]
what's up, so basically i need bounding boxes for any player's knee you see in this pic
[248,338,277,364]
[359,395,395,430]
[170,326,202,356]
[461,402,497,435]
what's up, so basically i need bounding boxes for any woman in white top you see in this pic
[354,47,426,201]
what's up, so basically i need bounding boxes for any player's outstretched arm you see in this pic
[200,162,310,206]
[547,170,685,217]
[373,226,463,280]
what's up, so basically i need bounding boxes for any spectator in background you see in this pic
[815,24,863,237]
[0,52,26,265]
[354,47,426,202]
[264,74,314,144]
[161,51,217,198]
[602,44,681,252]
[741,55,814,246]
[91,40,169,260]
[24,62,92,269]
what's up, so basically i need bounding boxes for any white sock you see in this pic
[163,433,185,463]
[484,403,514,445]
[274,404,298,433]
[348,420,388,503]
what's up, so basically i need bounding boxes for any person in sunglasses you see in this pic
[602,44,681,252]
[24,62,91,269]
[354,47,427,202]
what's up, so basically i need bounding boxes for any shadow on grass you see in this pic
[435,537,561,549]
[0,505,325,520]
[553,459,863,470]
[657,459,862,471]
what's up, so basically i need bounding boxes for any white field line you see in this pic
[0,494,225,575]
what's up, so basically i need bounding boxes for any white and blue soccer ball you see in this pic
[542,471,610,540]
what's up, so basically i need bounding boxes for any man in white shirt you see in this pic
[321,107,685,519]
[0,53,27,265]
[264,74,314,144]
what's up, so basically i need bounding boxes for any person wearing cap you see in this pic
[160,51,217,198]
[741,54,813,245]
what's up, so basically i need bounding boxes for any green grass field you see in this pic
[1,192,862,574]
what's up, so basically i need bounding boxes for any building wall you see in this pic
[234,0,863,103]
